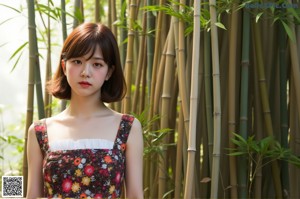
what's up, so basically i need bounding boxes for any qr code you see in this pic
[1,176,23,197]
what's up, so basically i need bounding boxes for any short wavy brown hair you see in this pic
[49,23,126,103]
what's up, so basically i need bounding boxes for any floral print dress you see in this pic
[34,114,134,199]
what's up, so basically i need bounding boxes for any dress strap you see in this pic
[113,114,135,150]
[34,120,49,155]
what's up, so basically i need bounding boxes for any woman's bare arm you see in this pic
[125,118,144,198]
[26,123,44,199]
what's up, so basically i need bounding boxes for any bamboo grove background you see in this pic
[7,0,299,198]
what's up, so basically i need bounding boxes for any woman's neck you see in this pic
[66,96,111,118]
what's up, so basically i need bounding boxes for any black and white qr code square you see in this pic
[1,176,23,197]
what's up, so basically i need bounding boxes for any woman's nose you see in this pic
[80,64,91,77]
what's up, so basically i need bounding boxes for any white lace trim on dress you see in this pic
[49,139,114,151]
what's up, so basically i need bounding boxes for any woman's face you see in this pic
[63,45,113,100]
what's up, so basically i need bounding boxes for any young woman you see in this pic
[26,22,144,199]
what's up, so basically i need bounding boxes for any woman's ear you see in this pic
[106,65,115,80]
[61,60,66,73]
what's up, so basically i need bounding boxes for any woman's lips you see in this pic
[79,81,92,88]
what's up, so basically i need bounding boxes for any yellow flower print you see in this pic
[48,187,53,195]
[109,185,115,194]
[81,176,90,186]
[45,182,50,188]
[72,182,80,192]
[75,169,82,177]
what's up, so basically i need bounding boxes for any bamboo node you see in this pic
[240,116,248,121]
[187,148,196,152]
[258,78,266,82]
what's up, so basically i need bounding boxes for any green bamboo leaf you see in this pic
[281,20,296,43]
[255,12,264,23]
[0,17,16,26]
[36,4,61,20]
[231,138,246,148]
[287,8,300,23]
[0,3,21,14]
[0,42,8,48]
[259,136,273,154]
[215,22,227,30]
[0,135,7,141]
[10,51,24,72]
[228,151,248,156]
[8,41,28,61]
[232,133,247,145]
[9,42,27,72]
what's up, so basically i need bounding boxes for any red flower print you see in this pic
[45,173,51,182]
[104,155,112,163]
[115,172,121,183]
[35,125,45,132]
[74,157,81,166]
[62,179,72,193]
[80,193,87,198]
[84,165,95,176]
[99,169,109,177]
[94,193,103,199]
[121,143,126,151]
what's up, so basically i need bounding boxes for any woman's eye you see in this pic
[93,63,103,68]
[72,60,82,65]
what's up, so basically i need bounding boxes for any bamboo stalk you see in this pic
[111,0,117,35]
[123,0,137,113]
[23,0,37,194]
[153,42,168,115]
[132,8,147,113]
[44,1,52,118]
[177,0,190,134]
[238,8,250,199]
[209,0,222,196]
[203,0,213,175]
[278,22,289,197]
[253,20,283,199]
[73,0,82,28]
[95,0,100,22]
[119,0,127,68]
[289,74,300,198]
[158,18,175,198]
[253,53,264,199]
[227,3,239,198]
[184,0,200,198]
[148,0,165,120]
[60,0,67,111]
[139,49,147,113]
[287,0,300,124]
[146,0,155,92]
